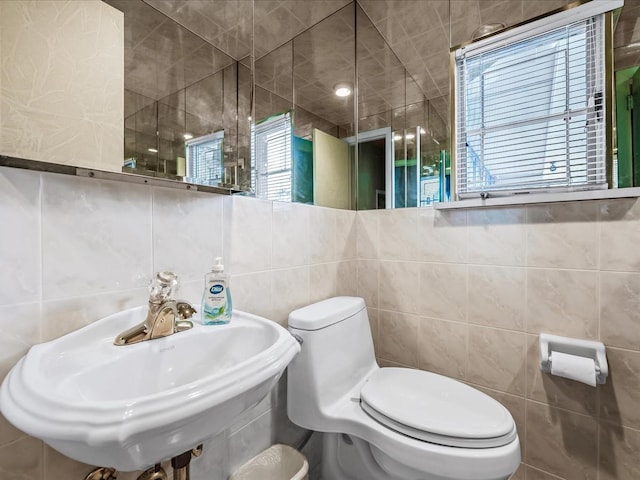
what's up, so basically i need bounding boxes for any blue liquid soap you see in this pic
[201,257,232,325]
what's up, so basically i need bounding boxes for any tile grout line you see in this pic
[36,154,46,480]
[462,209,470,382]
[596,200,602,480]
[38,173,44,345]
[150,187,156,282]
[523,205,529,468]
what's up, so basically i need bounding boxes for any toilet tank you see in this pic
[287,297,377,430]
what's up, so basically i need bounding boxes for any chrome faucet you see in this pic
[114,272,196,346]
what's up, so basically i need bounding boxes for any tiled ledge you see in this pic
[434,187,640,210]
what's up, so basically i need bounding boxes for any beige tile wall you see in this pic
[3,162,640,480]
[0,167,356,480]
[0,1,124,172]
[360,202,640,480]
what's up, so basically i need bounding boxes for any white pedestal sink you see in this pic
[0,306,300,471]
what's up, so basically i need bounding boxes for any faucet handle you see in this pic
[149,271,179,303]
[156,271,178,287]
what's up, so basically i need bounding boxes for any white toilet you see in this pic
[287,296,521,480]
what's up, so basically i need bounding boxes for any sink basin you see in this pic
[0,306,300,471]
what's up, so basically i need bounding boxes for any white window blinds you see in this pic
[252,112,293,202]
[454,11,608,198]
[186,131,224,185]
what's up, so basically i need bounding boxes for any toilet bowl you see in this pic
[287,296,521,480]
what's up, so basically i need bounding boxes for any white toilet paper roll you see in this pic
[550,351,597,387]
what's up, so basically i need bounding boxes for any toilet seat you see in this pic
[360,368,517,449]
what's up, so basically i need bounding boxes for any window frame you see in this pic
[450,0,621,202]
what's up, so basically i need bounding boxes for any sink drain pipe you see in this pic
[171,451,191,480]
[172,444,203,480]
[83,445,203,480]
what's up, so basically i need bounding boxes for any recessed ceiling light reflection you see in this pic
[334,83,352,97]
[405,133,416,140]
[393,134,403,141]
[148,147,158,153]
[183,133,193,140]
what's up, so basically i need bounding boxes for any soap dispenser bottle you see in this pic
[201,257,232,325]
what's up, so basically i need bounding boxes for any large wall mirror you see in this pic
[1,0,638,208]
[104,0,252,189]
[252,3,447,210]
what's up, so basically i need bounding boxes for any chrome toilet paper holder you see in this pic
[539,333,608,385]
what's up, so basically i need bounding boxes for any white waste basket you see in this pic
[230,444,309,480]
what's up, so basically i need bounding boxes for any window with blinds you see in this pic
[186,131,224,185]
[252,112,293,202]
[454,7,610,199]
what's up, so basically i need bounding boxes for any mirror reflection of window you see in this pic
[185,131,225,186]
[252,112,293,202]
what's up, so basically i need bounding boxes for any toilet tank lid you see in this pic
[288,297,366,331]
